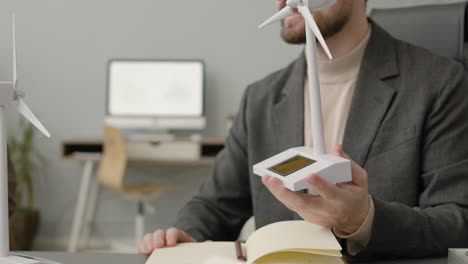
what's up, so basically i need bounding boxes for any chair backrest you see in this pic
[97,126,128,192]
[369,2,466,64]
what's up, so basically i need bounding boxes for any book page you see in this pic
[145,242,243,264]
[245,221,342,264]
[254,251,344,264]
[273,249,341,257]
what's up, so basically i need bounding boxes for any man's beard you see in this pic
[281,9,351,44]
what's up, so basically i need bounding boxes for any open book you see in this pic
[145,221,343,264]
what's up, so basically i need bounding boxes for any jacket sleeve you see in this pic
[355,64,468,259]
[174,87,253,242]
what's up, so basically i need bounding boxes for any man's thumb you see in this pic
[333,144,367,186]
[333,144,351,160]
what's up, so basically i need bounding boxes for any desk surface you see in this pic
[22,251,446,264]
[20,252,147,264]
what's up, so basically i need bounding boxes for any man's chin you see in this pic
[280,9,350,45]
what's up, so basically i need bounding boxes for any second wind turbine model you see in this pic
[0,15,59,264]
[253,0,352,193]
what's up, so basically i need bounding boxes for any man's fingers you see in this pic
[166,228,195,247]
[178,230,196,243]
[262,176,319,211]
[308,174,341,200]
[262,176,302,209]
[139,233,153,254]
[139,228,194,254]
[332,144,367,187]
[153,229,167,249]
[140,232,158,254]
[166,228,180,247]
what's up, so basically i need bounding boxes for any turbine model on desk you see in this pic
[0,15,58,264]
[253,0,352,193]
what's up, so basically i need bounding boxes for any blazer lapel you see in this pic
[343,68,396,166]
[272,54,307,153]
[271,23,400,168]
[343,23,400,166]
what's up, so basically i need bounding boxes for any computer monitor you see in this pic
[105,59,206,131]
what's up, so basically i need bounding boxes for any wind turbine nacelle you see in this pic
[0,83,14,106]
[287,0,336,10]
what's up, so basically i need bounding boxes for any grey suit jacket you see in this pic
[175,23,468,260]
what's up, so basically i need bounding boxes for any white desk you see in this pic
[20,251,447,264]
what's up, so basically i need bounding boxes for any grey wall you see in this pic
[0,0,466,250]
[0,0,302,248]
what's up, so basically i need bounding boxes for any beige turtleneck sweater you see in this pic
[304,29,374,255]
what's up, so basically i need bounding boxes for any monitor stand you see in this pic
[123,129,175,143]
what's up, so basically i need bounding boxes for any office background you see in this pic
[0,0,466,250]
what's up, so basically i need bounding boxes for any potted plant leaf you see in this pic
[8,119,46,250]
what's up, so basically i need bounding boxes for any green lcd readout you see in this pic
[269,155,316,177]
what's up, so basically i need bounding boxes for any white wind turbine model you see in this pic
[0,15,59,264]
[253,0,352,193]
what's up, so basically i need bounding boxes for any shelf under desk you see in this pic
[61,138,225,164]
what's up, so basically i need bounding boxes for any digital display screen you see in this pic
[269,155,316,177]
[108,60,204,117]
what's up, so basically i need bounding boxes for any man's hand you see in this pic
[138,228,196,255]
[262,144,370,235]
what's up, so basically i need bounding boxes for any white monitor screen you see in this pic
[108,60,204,117]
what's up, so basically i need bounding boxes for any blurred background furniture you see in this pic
[62,131,224,252]
[97,126,171,250]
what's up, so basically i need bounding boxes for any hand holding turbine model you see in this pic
[253,0,352,193]
[0,15,59,264]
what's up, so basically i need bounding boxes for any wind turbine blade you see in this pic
[259,6,293,29]
[298,6,333,59]
[12,14,17,87]
[16,98,51,138]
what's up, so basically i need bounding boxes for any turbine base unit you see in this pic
[253,147,351,192]
[254,0,352,191]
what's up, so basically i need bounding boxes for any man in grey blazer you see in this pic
[140,0,468,260]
